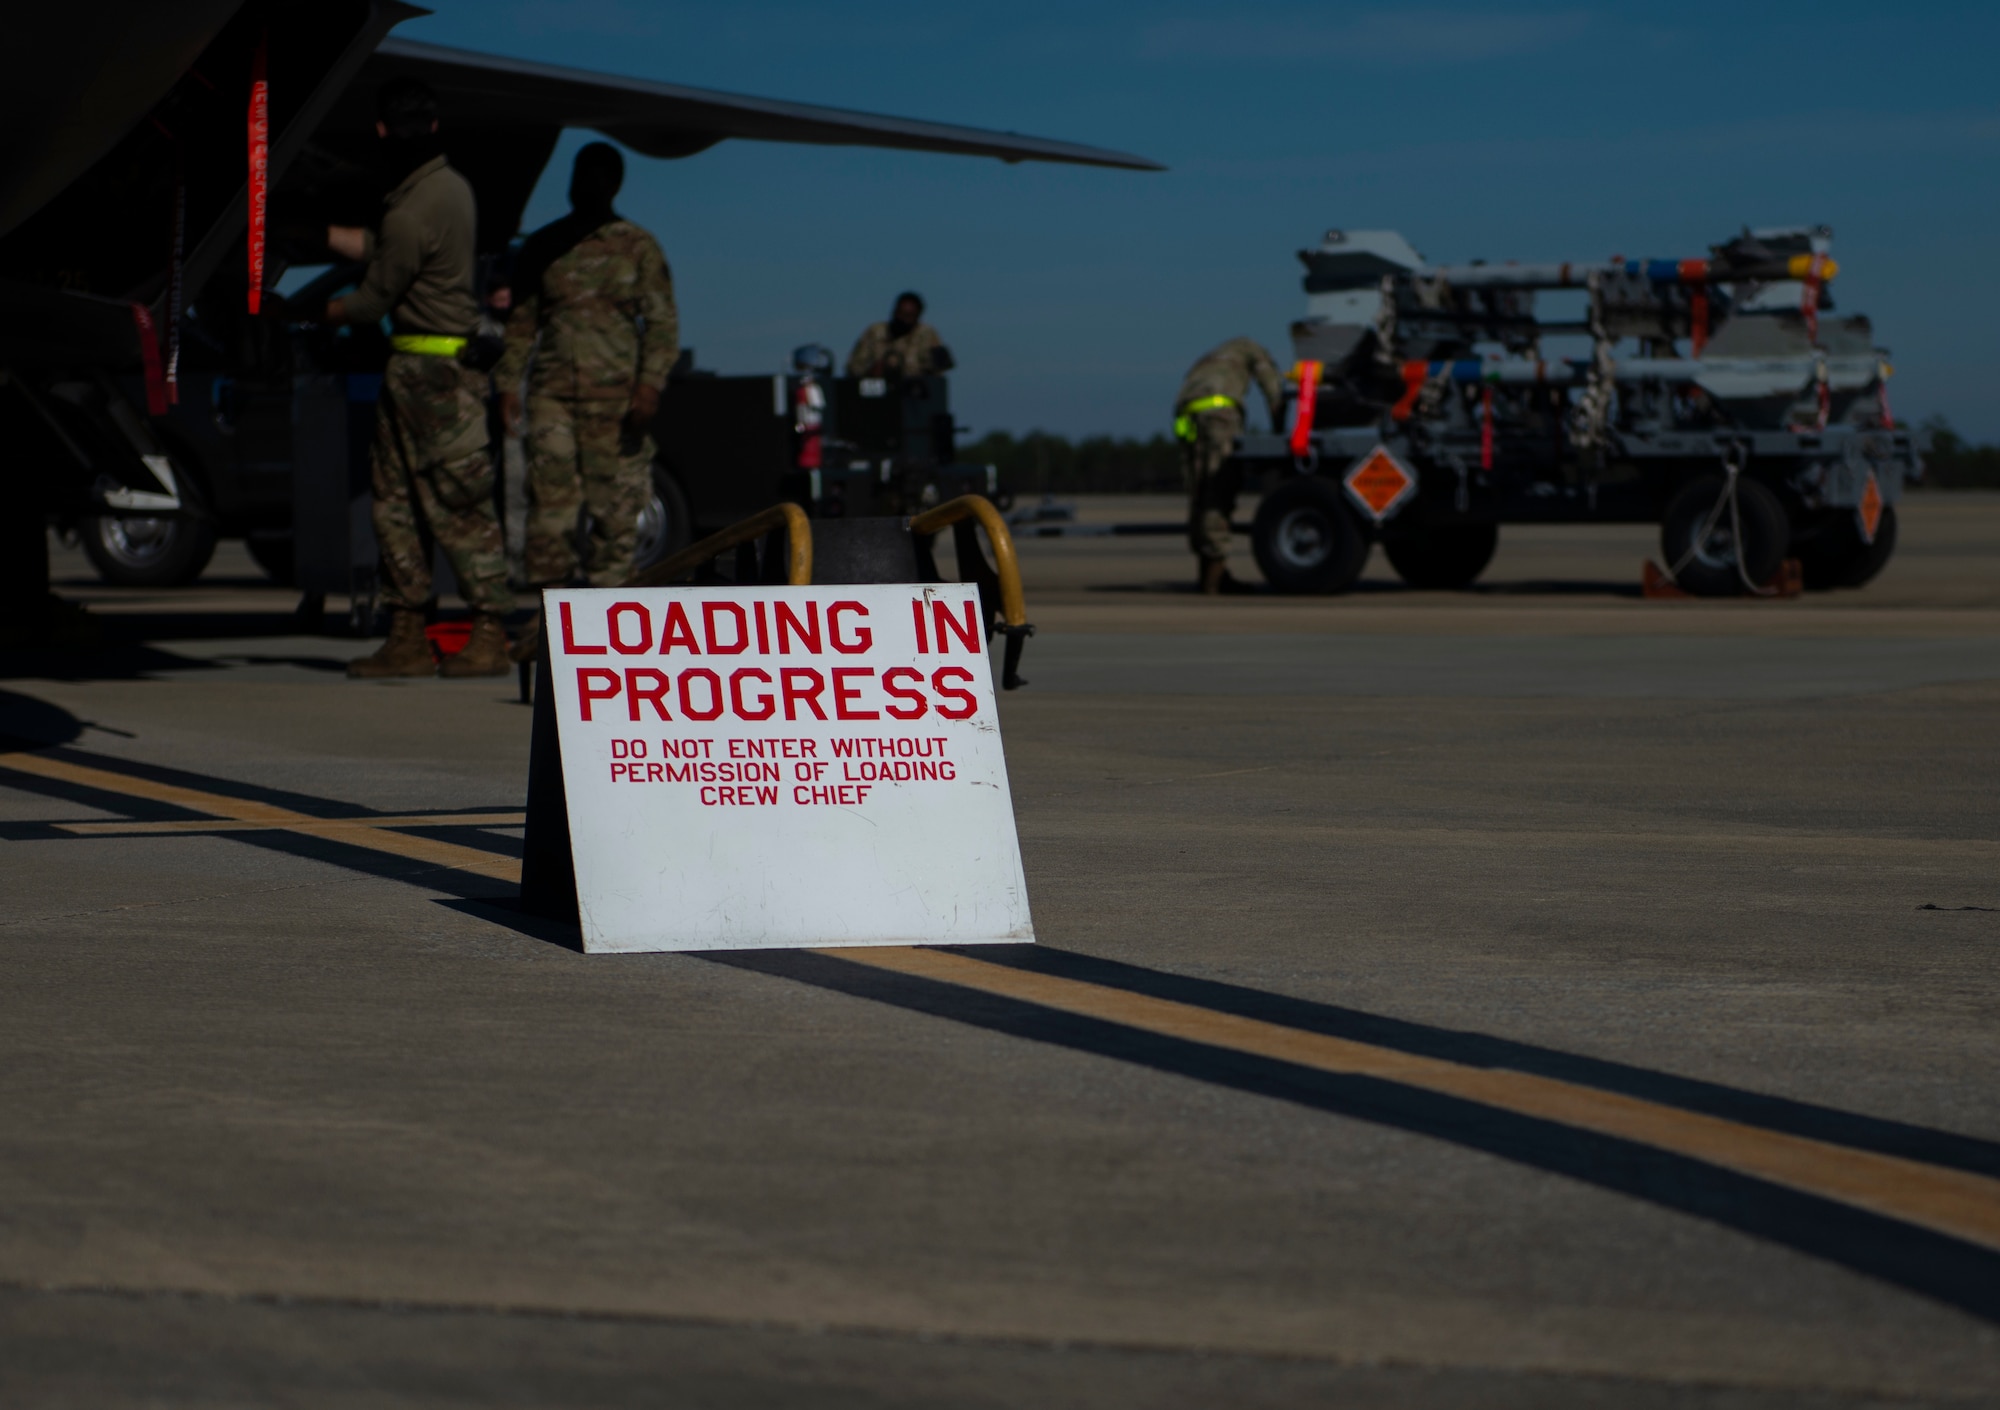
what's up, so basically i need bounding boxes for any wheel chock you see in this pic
[1643,557,1804,600]
[1641,561,1688,599]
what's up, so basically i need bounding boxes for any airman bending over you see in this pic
[1175,336,1283,594]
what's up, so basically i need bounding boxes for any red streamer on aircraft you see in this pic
[247,32,269,315]
[166,154,183,404]
[130,303,167,416]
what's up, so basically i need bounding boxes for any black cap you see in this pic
[377,77,438,139]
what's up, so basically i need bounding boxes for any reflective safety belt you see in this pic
[1174,393,1238,441]
[390,334,469,357]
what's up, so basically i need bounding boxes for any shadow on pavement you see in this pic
[709,944,2000,1326]
[0,690,84,748]
[11,737,1998,1324]
[1471,578,1644,598]
[435,896,585,952]
[0,608,365,681]
[1083,577,1645,598]
[75,609,328,643]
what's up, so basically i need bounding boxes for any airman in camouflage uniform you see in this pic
[326,77,513,677]
[497,143,678,600]
[1175,336,1284,593]
[847,291,949,377]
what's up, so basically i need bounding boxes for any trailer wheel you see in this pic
[1385,524,1498,590]
[1252,478,1368,594]
[81,512,217,588]
[1660,475,1789,597]
[631,464,693,574]
[1799,506,1897,590]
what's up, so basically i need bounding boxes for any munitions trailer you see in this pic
[1234,225,1922,596]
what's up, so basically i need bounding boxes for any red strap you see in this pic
[1288,360,1322,457]
[130,304,167,416]
[1480,385,1494,470]
[1799,254,1824,344]
[1689,285,1708,357]
[246,32,268,315]
[794,379,823,468]
[1391,361,1426,422]
[166,155,184,404]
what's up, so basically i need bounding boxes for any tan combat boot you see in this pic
[1198,557,1231,595]
[439,612,512,678]
[347,610,435,679]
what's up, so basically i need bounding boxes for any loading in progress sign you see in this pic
[546,583,1034,953]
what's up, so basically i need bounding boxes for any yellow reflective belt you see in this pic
[390,334,468,357]
[1175,394,1237,442]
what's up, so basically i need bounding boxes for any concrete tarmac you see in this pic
[3,497,1999,1407]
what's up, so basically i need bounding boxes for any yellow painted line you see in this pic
[829,946,2000,1255]
[2,750,320,824]
[56,813,526,836]
[0,752,520,883]
[18,747,1995,1254]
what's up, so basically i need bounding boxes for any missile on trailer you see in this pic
[1302,251,1837,291]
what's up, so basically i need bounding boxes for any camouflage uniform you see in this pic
[372,353,512,613]
[342,154,511,615]
[846,321,944,378]
[498,215,678,588]
[1175,337,1284,561]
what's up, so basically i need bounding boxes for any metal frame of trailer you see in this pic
[1227,224,1924,596]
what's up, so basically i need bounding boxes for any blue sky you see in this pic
[397,2,2000,441]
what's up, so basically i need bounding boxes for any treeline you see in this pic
[1920,418,2000,489]
[959,431,1182,494]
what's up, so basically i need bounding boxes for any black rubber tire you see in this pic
[80,512,217,587]
[1798,505,1897,590]
[1659,475,1790,597]
[245,533,296,586]
[630,464,694,574]
[1384,523,1499,590]
[1252,477,1369,594]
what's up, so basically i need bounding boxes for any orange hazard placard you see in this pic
[1345,445,1417,521]
[1857,471,1883,544]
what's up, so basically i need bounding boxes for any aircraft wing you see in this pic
[0,1,244,240]
[350,38,1163,172]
